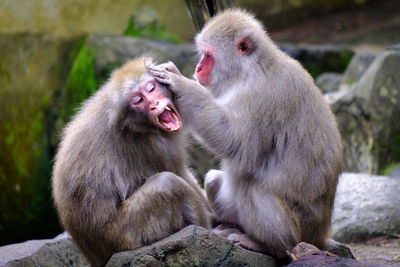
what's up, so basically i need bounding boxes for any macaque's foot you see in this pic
[212,223,242,238]
[205,169,225,185]
[227,232,264,252]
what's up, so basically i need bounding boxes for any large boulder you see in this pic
[0,33,82,245]
[332,173,400,242]
[107,226,276,267]
[316,72,343,93]
[340,52,376,89]
[2,226,358,266]
[1,227,277,267]
[280,44,354,77]
[329,47,400,173]
[0,232,88,266]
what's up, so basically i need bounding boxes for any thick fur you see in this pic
[52,57,212,267]
[150,9,343,258]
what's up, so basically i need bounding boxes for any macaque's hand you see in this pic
[148,62,189,97]
[152,61,182,75]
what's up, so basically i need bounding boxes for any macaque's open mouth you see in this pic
[156,105,182,132]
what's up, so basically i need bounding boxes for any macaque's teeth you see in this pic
[165,106,172,112]
[172,112,179,122]
[156,116,160,122]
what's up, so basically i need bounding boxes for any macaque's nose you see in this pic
[150,101,159,111]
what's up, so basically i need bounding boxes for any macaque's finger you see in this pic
[153,76,172,86]
[154,61,181,75]
[148,69,167,79]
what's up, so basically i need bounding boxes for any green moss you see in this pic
[339,50,353,70]
[375,131,400,174]
[61,44,98,122]
[381,162,400,176]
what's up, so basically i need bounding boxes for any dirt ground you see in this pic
[269,0,400,48]
[348,236,400,266]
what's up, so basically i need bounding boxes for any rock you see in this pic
[106,225,277,267]
[86,34,197,79]
[324,239,355,259]
[0,232,88,266]
[0,226,277,266]
[0,0,194,40]
[124,7,181,44]
[280,44,354,77]
[286,242,384,267]
[330,48,400,173]
[389,165,400,178]
[388,43,400,51]
[315,72,342,93]
[340,52,376,89]
[332,173,400,243]
[0,33,81,245]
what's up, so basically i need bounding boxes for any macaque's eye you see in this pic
[132,96,143,105]
[239,42,248,52]
[146,82,155,93]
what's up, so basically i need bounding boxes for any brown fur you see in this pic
[52,57,212,266]
[150,9,343,259]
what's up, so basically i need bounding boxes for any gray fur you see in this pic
[150,9,343,259]
[52,58,212,266]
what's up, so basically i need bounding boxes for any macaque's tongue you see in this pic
[159,109,174,123]
[157,107,181,132]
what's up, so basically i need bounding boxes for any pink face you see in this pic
[196,51,215,86]
[129,78,182,132]
[195,37,253,86]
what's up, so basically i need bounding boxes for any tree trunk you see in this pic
[184,0,234,31]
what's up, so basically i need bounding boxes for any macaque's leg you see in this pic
[104,171,211,250]
[204,169,239,226]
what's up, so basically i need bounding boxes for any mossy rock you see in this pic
[0,34,83,245]
[280,44,354,78]
[330,48,400,173]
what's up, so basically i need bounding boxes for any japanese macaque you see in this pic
[149,9,343,259]
[52,57,212,267]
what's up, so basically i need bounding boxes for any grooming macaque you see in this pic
[52,57,212,267]
[149,9,343,259]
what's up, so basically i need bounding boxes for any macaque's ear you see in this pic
[237,36,253,56]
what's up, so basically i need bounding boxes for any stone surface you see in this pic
[340,52,376,89]
[106,225,277,267]
[0,33,80,245]
[280,44,354,77]
[332,173,400,243]
[330,48,400,173]
[286,242,380,267]
[389,166,400,178]
[0,233,88,267]
[324,239,355,259]
[0,0,194,40]
[0,227,277,267]
[86,34,197,79]
[316,72,343,93]
[348,236,400,266]
[0,227,377,267]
